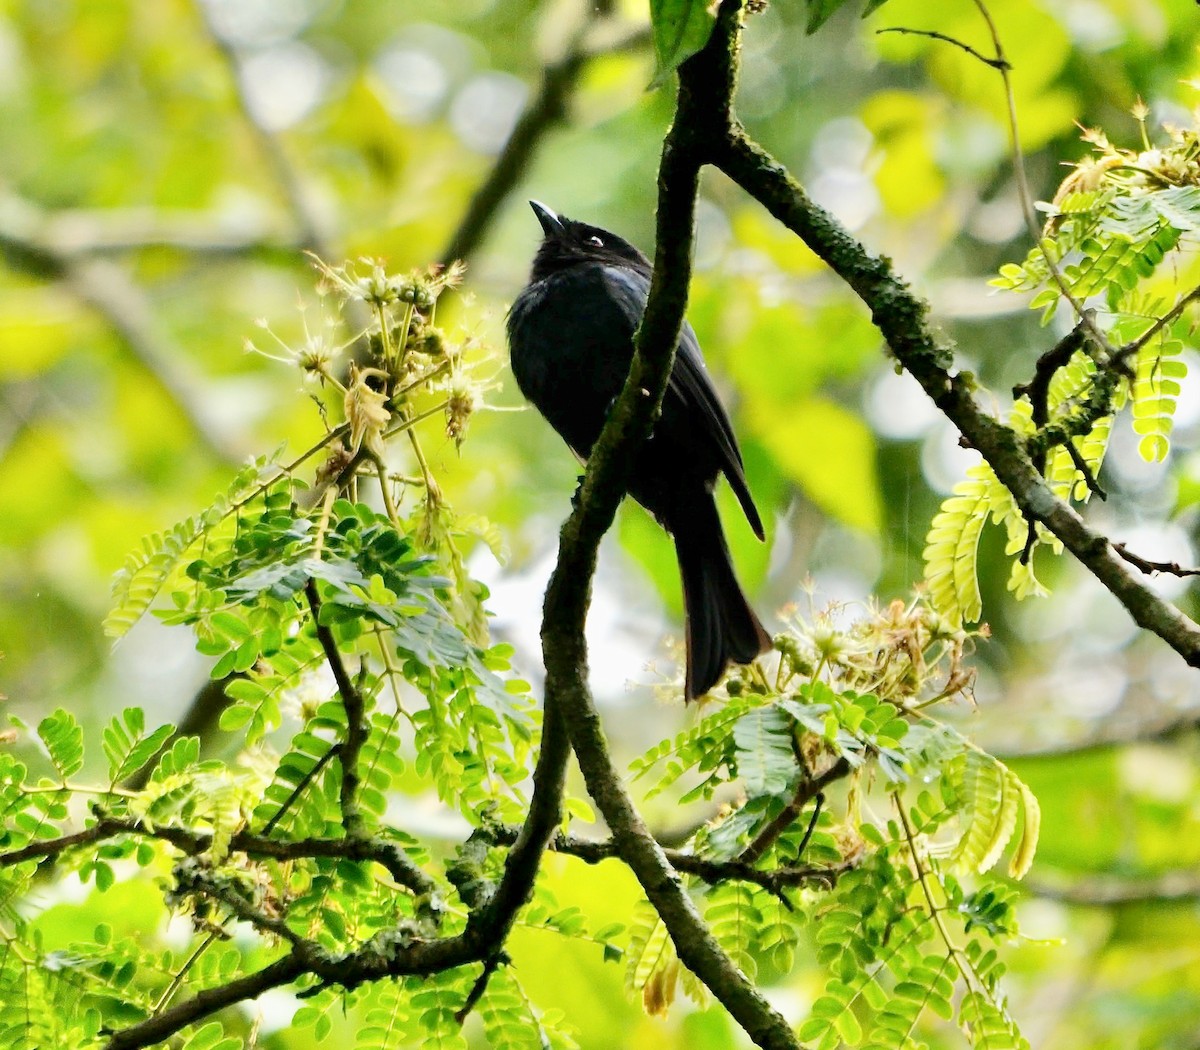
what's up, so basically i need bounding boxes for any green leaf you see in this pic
[1131,337,1185,463]
[102,708,175,785]
[805,0,854,33]
[733,706,797,796]
[705,882,764,982]
[649,0,718,88]
[104,455,281,639]
[182,1021,243,1050]
[37,708,84,780]
[833,1007,862,1044]
[625,900,680,1015]
[949,750,1040,876]
[562,795,596,825]
[1008,778,1041,879]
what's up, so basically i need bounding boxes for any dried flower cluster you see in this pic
[247,256,496,463]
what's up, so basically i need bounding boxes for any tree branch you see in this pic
[0,816,436,898]
[104,953,308,1050]
[1111,543,1200,579]
[39,202,300,257]
[194,3,330,255]
[875,26,1010,70]
[739,758,849,865]
[994,706,1200,758]
[711,131,1200,670]
[304,580,368,835]
[485,825,855,898]
[538,4,803,1048]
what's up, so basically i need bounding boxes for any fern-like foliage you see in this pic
[0,257,546,1049]
[624,899,680,1016]
[1131,334,1186,462]
[930,123,1200,627]
[623,597,1038,1050]
[2,250,1047,1050]
[923,463,997,627]
[34,708,84,782]
[103,452,285,640]
[946,747,1041,880]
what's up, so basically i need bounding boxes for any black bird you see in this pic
[507,200,771,700]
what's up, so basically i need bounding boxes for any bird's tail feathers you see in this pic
[672,496,772,701]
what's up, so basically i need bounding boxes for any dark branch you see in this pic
[1063,440,1105,500]
[1112,543,1200,579]
[171,859,319,954]
[740,757,850,865]
[1030,868,1200,905]
[104,953,308,1050]
[305,580,369,835]
[1013,319,1092,438]
[875,26,1010,70]
[0,816,435,898]
[195,6,329,255]
[485,825,854,899]
[540,4,804,1048]
[1113,282,1200,367]
[995,705,1200,758]
[453,954,508,1025]
[0,199,243,463]
[711,130,1200,671]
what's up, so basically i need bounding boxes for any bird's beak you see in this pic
[529,200,565,237]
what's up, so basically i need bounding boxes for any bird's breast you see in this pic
[507,267,644,457]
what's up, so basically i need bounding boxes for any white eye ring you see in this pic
[586,235,604,247]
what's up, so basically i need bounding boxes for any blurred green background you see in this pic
[1,0,1199,1046]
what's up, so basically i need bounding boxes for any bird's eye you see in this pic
[586,235,604,247]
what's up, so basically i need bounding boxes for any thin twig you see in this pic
[454,953,508,1025]
[303,580,368,834]
[1114,282,1200,367]
[1112,543,1200,579]
[996,706,1200,758]
[876,26,1009,70]
[151,931,220,1016]
[740,758,849,865]
[0,208,243,462]
[1029,868,1200,905]
[1063,441,1105,500]
[193,2,328,254]
[1013,320,1093,436]
[258,743,342,837]
[969,0,1117,367]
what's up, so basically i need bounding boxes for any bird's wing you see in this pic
[599,266,765,541]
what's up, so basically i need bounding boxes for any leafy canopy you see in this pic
[1,253,1040,1050]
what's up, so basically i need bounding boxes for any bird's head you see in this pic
[526,200,650,280]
